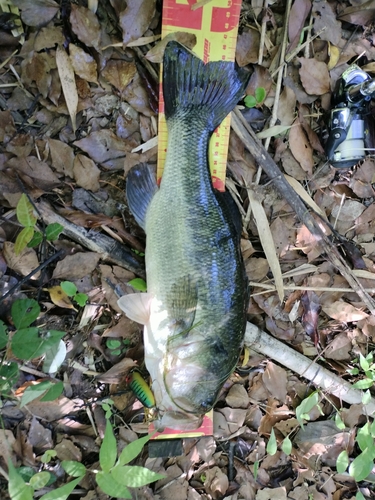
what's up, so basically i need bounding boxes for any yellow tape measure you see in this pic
[157,0,243,191]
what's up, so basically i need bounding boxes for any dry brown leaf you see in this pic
[298,57,330,95]
[236,29,260,66]
[6,156,61,191]
[246,257,269,282]
[48,138,75,178]
[262,362,287,403]
[74,130,131,165]
[225,384,250,409]
[102,60,137,94]
[277,86,296,126]
[312,0,342,45]
[47,286,78,311]
[146,32,197,63]
[34,25,65,51]
[270,217,296,258]
[52,252,101,280]
[97,357,137,384]
[22,52,55,99]
[285,175,327,219]
[121,71,155,117]
[70,4,101,49]
[288,0,311,52]
[13,0,59,27]
[289,119,314,176]
[73,154,101,192]
[3,242,40,278]
[56,46,78,132]
[331,199,365,222]
[338,1,375,27]
[69,44,98,84]
[325,333,352,360]
[203,466,229,500]
[55,438,82,462]
[119,0,156,47]
[322,301,368,322]
[248,189,284,302]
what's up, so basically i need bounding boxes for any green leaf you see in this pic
[15,227,35,255]
[17,466,35,483]
[30,471,51,489]
[60,281,77,297]
[43,340,66,374]
[128,278,147,292]
[336,450,349,474]
[20,380,54,407]
[16,194,37,227]
[96,471,132,498]
[111,465,165,488]
[356,423,373,452]
[0,362,19,395]
[100,419,117,473]
[0,320,8,349]
[27,231,43,248]
[7,460,33,500]
[39,476,82,500]
[118,434,151,465]
[335,413,346,430]
[45,223,64,241]
[41,381,64,402]
[11,299,40,329]
[61,461,86,478]
[74,293,88,307]
[352,378,374,390]
[266,428,277,455]
[41,450,57,464]
[107,339,121,350]
[244,95,257,108]
[356,492,366,500]
[359,353,370,372]
[255,86,266,103]
[11,328,65,360]
[253,460,259,481]
[296,392,320,427]
[348,448,374,481]
[281,437,292,455]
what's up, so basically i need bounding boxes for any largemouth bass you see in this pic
[118,42,249,430]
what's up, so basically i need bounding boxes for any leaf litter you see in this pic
[1,0,375,498]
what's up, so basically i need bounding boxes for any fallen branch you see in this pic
[36,200,145,278]
[231,108,375,315]
[244,322,375,415]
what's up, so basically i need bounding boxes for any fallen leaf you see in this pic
[288,0,311,52]
[203,466,229,500]
[47,138,75,178]
[52,252,101,280]
[13,0,59,27]
[301,291,321,345]
[47,286,78,311]
[262,362,288,402]
[56,46,78,132]
[146,32,196,63]
[102,60,137,93]
[119,0,156,47]
[338,1,375,27]
[3,242,40,278]
[70,4,101,49]
[225,384,250,409]
[74,129,131,165]
[312,0,342,45]
[277,86,296,126]
[298,57,330,95]
[236,29,260,66]
[289,118,314,175]
[325,333,352,360]
[69,44,98,84]
[73,154,101,192]
[322,301,368,322]
[331,199,365,222]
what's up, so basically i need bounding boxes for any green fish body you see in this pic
[119,42,249,430]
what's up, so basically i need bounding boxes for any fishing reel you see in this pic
[324,64,375,168]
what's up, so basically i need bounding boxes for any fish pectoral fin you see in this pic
[117,292,152,325]
[126,163,158,230]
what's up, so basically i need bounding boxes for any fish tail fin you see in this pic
[163,41,249,131]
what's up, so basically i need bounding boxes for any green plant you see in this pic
[7,414,165,500]
[0,298,65,399]
[128,278,147,292]
[60,281,88,307]
[15,194,63,254]
[244,87,266,108]
[348,352,375,391]
[106,338,130,356]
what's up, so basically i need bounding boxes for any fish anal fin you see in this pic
[117,293,152,325]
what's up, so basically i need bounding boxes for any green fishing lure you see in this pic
[126,370,155,408]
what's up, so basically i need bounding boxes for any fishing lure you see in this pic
[126,370,155,409]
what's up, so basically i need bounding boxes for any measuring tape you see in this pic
[157,0,243,191]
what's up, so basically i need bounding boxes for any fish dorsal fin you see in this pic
[126,163,158,230]
[117,293,152,325]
